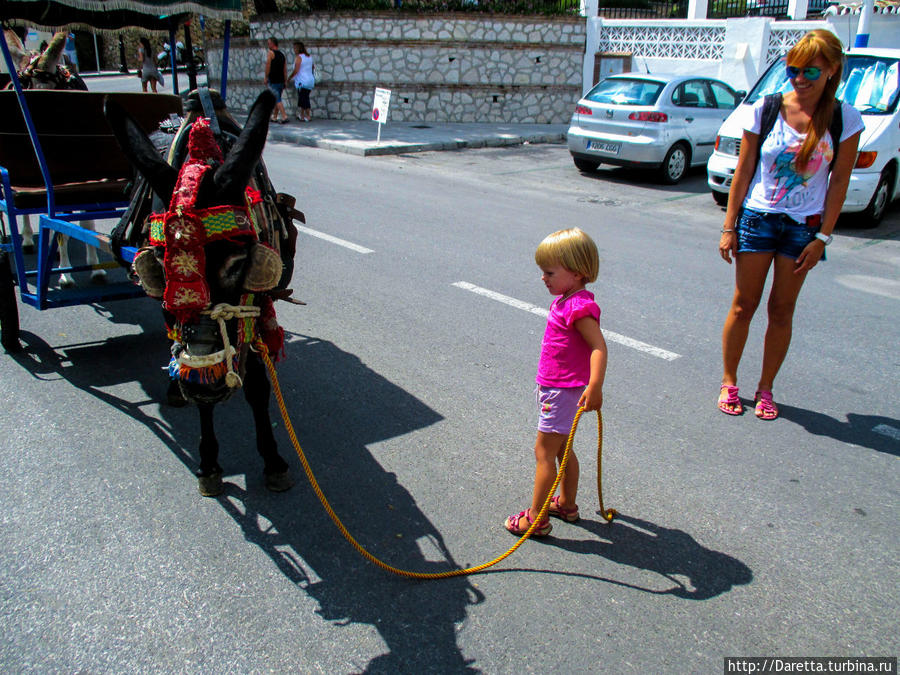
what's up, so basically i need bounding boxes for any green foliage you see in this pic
[307,0,583,13]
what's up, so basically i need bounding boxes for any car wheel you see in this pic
[573,157,600,172]
[712,190,729,207]
[855,167,894,228]
[659,143,689,184]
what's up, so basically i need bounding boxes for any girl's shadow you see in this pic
[544,513,753,600]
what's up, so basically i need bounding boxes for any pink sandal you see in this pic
[754,390,779,420]
[718,384,743,416]
[548,495,580,522]
[504,509,552,537]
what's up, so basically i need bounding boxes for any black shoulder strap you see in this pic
[754,93,783,176]
[755,94,845,172]
[828,100,843,171]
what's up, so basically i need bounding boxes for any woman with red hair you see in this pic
[717,29,863,420]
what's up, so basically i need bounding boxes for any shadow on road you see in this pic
[774,403,900,458]
[9,296,761,668]
[575,164,710,194]
[9,303,484,673]
[541,513,753,600]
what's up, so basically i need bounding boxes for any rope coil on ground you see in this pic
[260,346,615,579]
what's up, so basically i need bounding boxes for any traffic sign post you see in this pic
[372,87,391,144]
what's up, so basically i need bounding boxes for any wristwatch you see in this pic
[814,232,833,245]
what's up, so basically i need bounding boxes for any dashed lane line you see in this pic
[452,281,681,361]
[297,225,374,254]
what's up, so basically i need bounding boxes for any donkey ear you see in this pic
[104,98,177,202]
[213,89,276,200]
[36,31,66,71]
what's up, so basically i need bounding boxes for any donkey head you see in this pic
[13,31,87,91]
[106,90,281,403]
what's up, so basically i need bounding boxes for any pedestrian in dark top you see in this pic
[265,36,289,124]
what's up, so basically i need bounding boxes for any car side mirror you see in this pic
[735,90,747,103]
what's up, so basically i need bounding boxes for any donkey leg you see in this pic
[58,234,75,288]
[83,220,107,284]
[196,402,224,496]
[243,352,293,492]
[21,216,35,254]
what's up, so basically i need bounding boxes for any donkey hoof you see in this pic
[22,244,35,255]
[197,471,224,497]
[59,276,75,289]
[90,270,107,285]
[265,469,293,493]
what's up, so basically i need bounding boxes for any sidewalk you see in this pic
[264,118,568,157]
[81,71,568,156]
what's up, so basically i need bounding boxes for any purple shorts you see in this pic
[537,385,585,435]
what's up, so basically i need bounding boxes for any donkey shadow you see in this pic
[10,302,483,673]
[543,513,753,600]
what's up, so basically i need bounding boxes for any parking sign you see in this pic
[372,87,391,125]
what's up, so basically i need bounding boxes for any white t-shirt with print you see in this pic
[742,97,864,221]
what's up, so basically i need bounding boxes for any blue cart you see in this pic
[0,0,242,353]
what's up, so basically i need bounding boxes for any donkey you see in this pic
[4,29,103,287]
[105,90,294,496]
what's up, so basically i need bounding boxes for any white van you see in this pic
[707,48,900,226]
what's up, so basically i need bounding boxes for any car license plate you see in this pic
[587,140,619,155]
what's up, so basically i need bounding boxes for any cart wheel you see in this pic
[0,249,22,353]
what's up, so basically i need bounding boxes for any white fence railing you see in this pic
[584,14,899,93]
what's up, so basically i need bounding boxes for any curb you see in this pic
[265,126,567,156]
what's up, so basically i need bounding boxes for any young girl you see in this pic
[505,228,608,537]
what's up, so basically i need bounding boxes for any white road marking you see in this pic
[873,424,900,442]
[297,225,374,254]
[452,281,681,361]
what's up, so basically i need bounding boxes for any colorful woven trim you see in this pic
[168,352,241,385]
[238,293,256,345]
[148,205,255,247]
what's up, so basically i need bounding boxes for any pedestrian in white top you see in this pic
[288,41,315,122]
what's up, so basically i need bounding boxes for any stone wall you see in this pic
[206,13,585,123]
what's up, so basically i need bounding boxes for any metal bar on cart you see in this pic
[221,20,231,102]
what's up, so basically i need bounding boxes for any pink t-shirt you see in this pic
[536,289,601,388]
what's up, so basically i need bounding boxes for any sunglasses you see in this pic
[786,65,823,81]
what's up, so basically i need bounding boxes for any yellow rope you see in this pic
[260,347,616,579]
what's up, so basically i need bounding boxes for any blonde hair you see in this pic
[786,29,844,170]
[535,228,599,283]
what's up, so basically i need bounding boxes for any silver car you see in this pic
[567,73,743,184]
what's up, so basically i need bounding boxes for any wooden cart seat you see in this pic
[6,178,133,209]
[0,90,183,211]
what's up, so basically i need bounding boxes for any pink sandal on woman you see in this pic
[504,509,552,536]
[718,384,743,416]
[754,390,779,420]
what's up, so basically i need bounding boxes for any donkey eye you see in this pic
[222,253,248,277]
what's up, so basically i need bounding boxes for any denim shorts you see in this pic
[268,82,284,102]
[536,385,585,435]
[736,208,825,261]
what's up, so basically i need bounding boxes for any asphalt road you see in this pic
[1,132,897,672]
